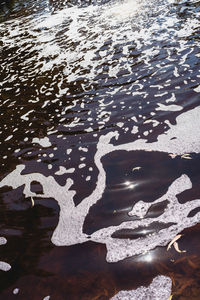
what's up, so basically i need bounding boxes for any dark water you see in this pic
[0,0,200,299]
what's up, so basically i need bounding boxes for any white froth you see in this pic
[13,288,19,295]
[55,166,68,175]
[104,0,140,20]
[173,66,179,77]
[79,164,86,169]
[128,201,149,218]
[5,135,13,141]
[131,126,138,134]
[79,147,88,152]
[117,122,124,128]
[114,106,200,156]
[111,275,172,300]
[93,174,200,262]
[86,176,91,181]
[32,137,52,148]
[155,103,182,112]
[0,237,11,271]
[0,0,200,266]
[0,261,11,272]
[55,167,75,175]
[21,110,34,121]
[0,237,7,245]
[194,85,200,93]
[66,149,72,155]
[1,106,200,262]
[166,93,176,103]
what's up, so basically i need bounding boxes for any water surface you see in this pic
[0,0,200,298]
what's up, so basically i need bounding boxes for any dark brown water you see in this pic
[0,0,200,299]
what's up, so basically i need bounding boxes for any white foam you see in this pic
[0,237,11,271]
[103,0,140,20]
[5,135,13,141]
[66,149,72,155]
[79,147,88,152]
[131,126,138,134]
[0,261,11,272]
[21,110,34,121]
[194,85,200,93]
[1,107,200,261]
[43,296,50,300]
[155,103,182,112]
[55,166,68,175]
[86,176,91,181]
[117,122,124,128]
[0,0,200,264]
[111,275,172,300]
[55,166,75,175]
[113,106,200,156]
[0,237,7,245]
[79,163,86,169]
[32,137,52,148]
[166,93,176,103]
[92,174,200,262]
[13,288,19,295]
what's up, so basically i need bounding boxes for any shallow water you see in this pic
[0,0,200,298]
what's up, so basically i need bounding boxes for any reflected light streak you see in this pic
[145,253,153,262]
[124,180,137,189]
[142,252,154,263]
[135,251,155,264]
